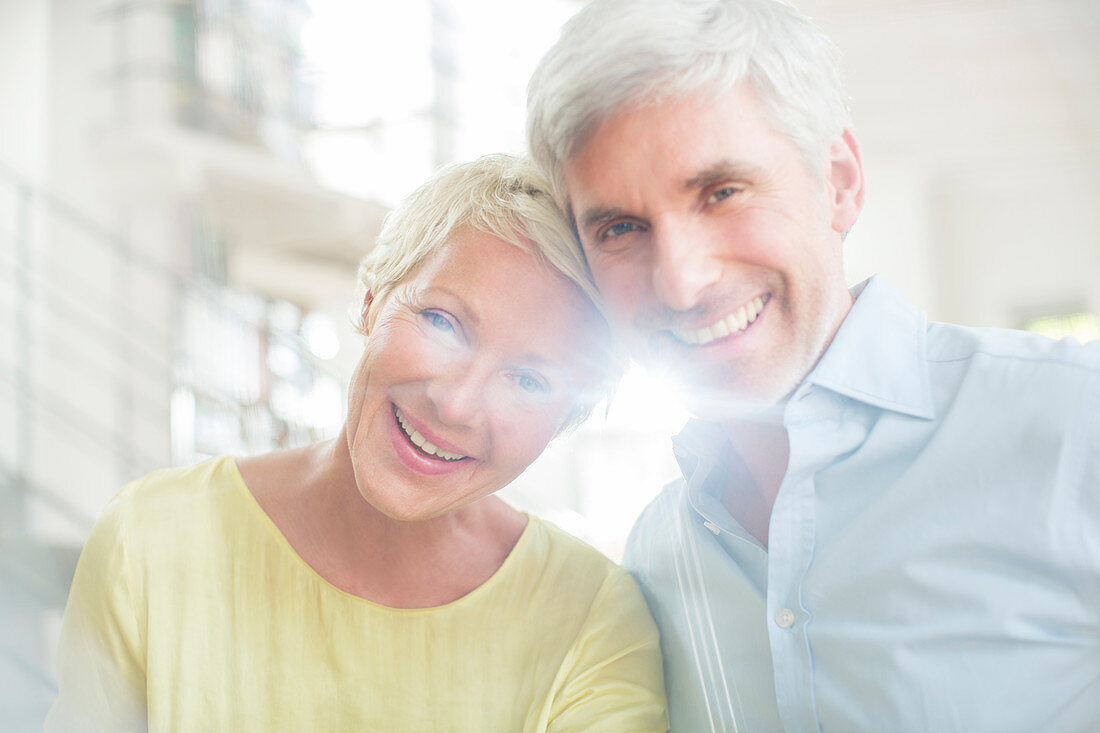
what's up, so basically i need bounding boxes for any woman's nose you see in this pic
[424,362,489,428]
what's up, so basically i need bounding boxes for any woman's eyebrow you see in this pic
[420,285,479,326]
[517,353,570,373]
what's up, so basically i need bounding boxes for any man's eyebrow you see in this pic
[576,206,629,233]
[685,160,763,190]
[573,160,763,232]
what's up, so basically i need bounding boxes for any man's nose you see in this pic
[651,220,722,312]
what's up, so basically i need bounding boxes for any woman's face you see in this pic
[345,226,605,522]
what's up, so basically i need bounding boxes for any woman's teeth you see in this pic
[394,407,466,461]
[672,294,769,345]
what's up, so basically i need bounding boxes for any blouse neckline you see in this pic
[222,455,537,614]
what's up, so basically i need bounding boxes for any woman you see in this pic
[46,155,667,731]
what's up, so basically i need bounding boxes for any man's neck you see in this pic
[720,413,790,549]
[710,283,856,548]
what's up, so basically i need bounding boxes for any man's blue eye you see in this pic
[708,187,738,203]
[607,221,637,238]
[424,311,455,334]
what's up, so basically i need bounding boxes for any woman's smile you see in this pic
[345,225,607,522]
[393,404,469,462]
[388,403,473,477]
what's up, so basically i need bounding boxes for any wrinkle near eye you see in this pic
[389,286,424,315]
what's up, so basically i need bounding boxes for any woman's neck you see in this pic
[238,434,527,608]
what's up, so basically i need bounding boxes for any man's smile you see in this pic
[668,294,770,346]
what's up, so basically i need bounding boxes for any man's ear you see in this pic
[827,129,865,234]
[361,290,374,333]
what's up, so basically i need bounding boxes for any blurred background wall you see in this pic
[1,0,1097,728]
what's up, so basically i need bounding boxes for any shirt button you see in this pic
[775,608,796,629]
[702,520,721,535]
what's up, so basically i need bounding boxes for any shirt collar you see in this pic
[805,275,935,420]
[670,418,724,481]
[671,275,936,476]
[670,418,740,530]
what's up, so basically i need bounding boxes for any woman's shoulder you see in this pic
[525,516,620,569]
[511,518,667,729]
[112,456,242,517]
[514,516,642,606]
[97,456,248,550]
[70,457,247,600]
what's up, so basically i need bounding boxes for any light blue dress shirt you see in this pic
[624,276,1100,732]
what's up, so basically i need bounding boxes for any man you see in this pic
[527,0,1100,730]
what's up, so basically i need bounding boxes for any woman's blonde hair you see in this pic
[354,154,599,333]
[352,153,622,431]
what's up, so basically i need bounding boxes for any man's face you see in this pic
[563,84,859,417]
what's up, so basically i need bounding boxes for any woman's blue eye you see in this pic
[424,311,455,334]
[516,374,546,394]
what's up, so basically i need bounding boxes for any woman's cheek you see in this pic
[502,400,568,450]
[375,325,438,376]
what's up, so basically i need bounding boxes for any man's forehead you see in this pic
[561,87,816,224]
[565,87,771,169]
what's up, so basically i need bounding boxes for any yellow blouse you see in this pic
[46,457,666,732]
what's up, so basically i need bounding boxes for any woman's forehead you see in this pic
[402,229,609,371]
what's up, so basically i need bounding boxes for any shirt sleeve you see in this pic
[544,568,668,733]
[45,489,148,732]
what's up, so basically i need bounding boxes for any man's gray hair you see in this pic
[527,0,852,196]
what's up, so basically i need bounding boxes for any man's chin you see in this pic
[636,343,804,421]
[674,371,798,423]
[684,391,784,423]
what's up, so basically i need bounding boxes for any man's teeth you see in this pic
[673,295,768,346]
[394,407,466,461]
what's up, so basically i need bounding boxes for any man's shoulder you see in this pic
[928,321,1099,421]
[919,324,1100,492]
[925,322,1100,416]
[927,320,1100,374]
